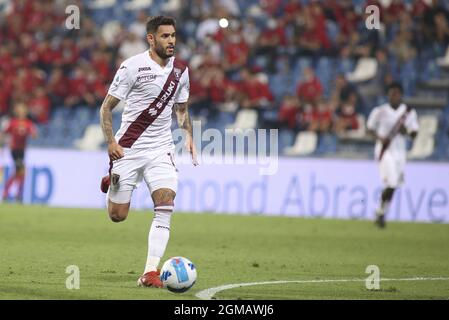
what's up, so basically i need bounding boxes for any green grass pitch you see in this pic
[0,203,448,300]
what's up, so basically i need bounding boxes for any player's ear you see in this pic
[147,33,154,47]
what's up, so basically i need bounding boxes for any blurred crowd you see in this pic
[1,0,449,138]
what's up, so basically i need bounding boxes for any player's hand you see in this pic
[108,141,124,161]
[185,135,198,166]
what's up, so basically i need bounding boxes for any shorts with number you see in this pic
[108,150,178,204]
[378,151,405,188]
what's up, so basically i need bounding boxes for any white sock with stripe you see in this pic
[144,205,173,274]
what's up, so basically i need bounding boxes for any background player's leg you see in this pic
[376,153,398,228]
[15,151,26,202]
[3,151,21,201]
[376,187,395,228]
[144,188,175,274]
[2,174,16,200]
[15,166,25,202]
[379,187,395,215]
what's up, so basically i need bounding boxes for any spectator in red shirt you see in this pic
[255,18,287,73]
[188,65,211,117]
[1,103,37,202]
[334,93,360,136]
[283,0,302,24]
[238,68,274,109]
[302,100,333,133]
[0,70,13,116]
[222,27,250,73]
[47,68,69,107]
[296,67,323,105]
[297,4,331,56]
[28,87,51,124]
[64,66,89,108]
[278,95,301,130]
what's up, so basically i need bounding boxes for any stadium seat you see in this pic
[124,0,153,10]
[408,115,438,159]
[346,58,378,83]
[102,21,123,46]
[88,0,116,9]
[227,109,258,130]
[74,124,105,151]
[161,0,181,12]
[283,131,317,156]
[408,134,435,159]
[419,115,438,135]
[437,45,449,67]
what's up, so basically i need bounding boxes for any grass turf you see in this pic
[0,204,448,300]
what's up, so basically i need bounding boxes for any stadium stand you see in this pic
[1,0,449,160]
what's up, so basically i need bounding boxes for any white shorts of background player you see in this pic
[377,149,406,188]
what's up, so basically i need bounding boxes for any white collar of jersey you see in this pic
[146,50,174,70]
[387,103,406,111]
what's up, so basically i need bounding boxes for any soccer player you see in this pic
[1,102,37,202]
[99,16,198,288]
[367,82,419,228]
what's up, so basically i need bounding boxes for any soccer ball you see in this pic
[160,257,197,293]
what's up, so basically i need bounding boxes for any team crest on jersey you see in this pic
[174,67,181,80]
[111,173,120,186]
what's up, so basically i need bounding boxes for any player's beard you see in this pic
[154,40,174,59]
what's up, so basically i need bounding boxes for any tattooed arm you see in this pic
[175,102,198,166]
[100,94,124,161]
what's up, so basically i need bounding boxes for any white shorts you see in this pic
[378,151,405,188]
[108,149,178,204]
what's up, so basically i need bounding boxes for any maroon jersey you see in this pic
[5,118,36,150]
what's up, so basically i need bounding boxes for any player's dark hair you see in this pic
[386,82,403,94]
[146,16,176,34]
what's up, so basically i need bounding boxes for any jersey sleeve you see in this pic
[175,67,190,104]
[366,107,379,132]
[108,64,134,101]
[405,109,419,133]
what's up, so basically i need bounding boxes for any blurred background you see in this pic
[1,0,449,160]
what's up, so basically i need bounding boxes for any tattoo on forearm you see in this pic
[100,95,120,144]
[176,103,193,137]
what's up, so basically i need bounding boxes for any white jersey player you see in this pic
[367,82,419,228]
[99,16,198,288]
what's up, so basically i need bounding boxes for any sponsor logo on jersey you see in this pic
[148,80,176,116]
[138,66,152,72]
[174,67,181,80]
[137,74,157,83]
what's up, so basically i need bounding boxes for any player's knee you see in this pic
[152,188,176,207]
[108,204,129,223]
[109,211,127,223]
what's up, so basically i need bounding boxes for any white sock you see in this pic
[144,205,173,274]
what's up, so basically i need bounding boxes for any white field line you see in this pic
[195,277,449,300]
